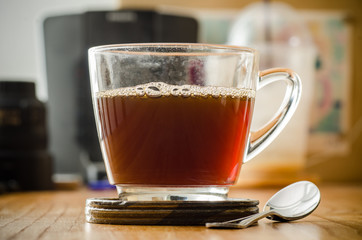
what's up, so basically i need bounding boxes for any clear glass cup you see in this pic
[88,43,301,201]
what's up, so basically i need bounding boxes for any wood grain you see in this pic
[0,184,361,240]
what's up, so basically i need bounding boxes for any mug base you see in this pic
[116,185,229,201]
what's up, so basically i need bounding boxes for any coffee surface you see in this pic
[96,82,255,186]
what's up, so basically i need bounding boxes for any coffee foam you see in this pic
[96,82,255,99]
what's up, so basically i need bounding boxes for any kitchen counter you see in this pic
[0,184,361,240]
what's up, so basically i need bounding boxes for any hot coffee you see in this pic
[96,82,255,186]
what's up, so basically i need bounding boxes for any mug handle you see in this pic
[244,68,302,163]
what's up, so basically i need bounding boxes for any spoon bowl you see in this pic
[264,181,321,221]
[206,181,321,229]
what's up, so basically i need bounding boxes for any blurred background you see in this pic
[0,0,361,192]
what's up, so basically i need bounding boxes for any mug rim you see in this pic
[88,43,257,56]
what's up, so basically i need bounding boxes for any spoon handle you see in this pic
[236,210,275,228]
[206,210,274,229]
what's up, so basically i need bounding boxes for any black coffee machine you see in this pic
[43,9,198,183]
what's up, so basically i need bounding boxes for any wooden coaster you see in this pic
[85,198,259,225]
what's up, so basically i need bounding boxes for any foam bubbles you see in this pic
[145,85,162,98]
[96,82,255,99]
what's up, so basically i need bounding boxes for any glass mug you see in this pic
[88,43,301,201]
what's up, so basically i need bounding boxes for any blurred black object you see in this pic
[43,10,198,179]
[0,81,53,193]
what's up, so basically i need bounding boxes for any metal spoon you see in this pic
[206,181,321,229]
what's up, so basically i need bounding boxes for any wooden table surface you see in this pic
[0,184,361,240]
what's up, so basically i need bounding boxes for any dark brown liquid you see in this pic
[96,89,254,186]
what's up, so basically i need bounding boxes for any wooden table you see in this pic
[0,184,361,240]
